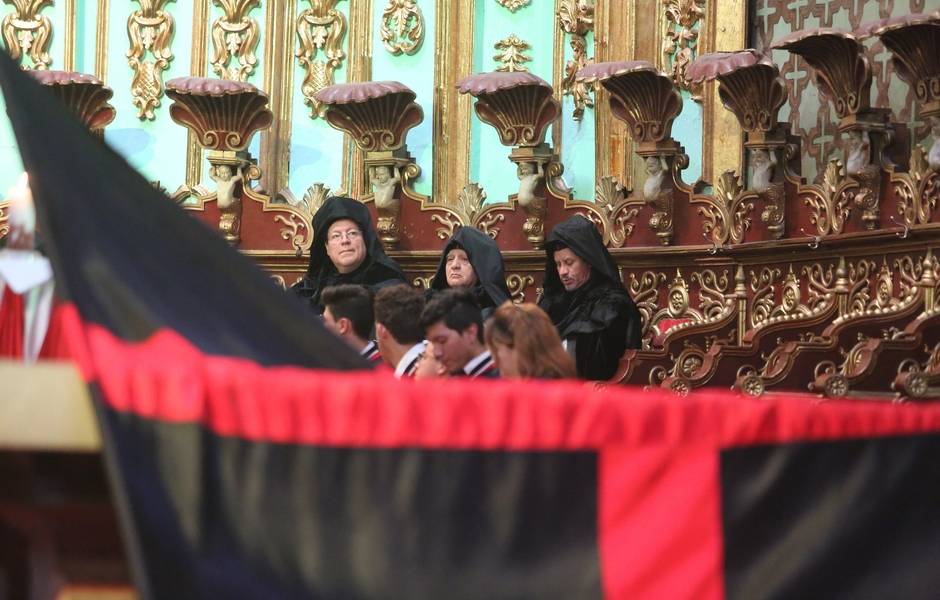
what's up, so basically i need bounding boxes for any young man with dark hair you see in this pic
[419,288,497,378]
[320,284,380,361]
[374,284,427,377]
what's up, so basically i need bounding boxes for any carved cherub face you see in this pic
[845,130,865,152]
[645,156,663,175]
[518,162,535,177]
[374,165,390,183]
[216,165,233,180]
[751,149,769,170]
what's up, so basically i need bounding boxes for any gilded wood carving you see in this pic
[296,0,347,119]
[127,0,175,120]
[557,0,594,121]
[494,35,531,73]
[210,0,261,81]
[2,0,53,70]
[380,0,424,56]
[662,0,705,94]
[495,0,530,12]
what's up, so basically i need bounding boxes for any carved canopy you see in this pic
[165,77,273,152]
[315,81,424,153]
[29,70,116,131]
[456,72,560,147]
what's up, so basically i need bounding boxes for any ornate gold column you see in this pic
[432,0,474,204]
[181,0,211,199]
[342,0,374,199]
[593,0,635,189]
[94,0,108,81]
[258,0,296,199]
[698,0,746,186]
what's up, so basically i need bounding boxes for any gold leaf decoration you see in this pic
[380,0,424,56]
[1,0,53,70]
[127,0,175,120]
[210,0,261,81]
[493,34,531,73]
[494,0,530,12]
[662,0,705,94]
[296,0,347,119]
[557,0,594,121]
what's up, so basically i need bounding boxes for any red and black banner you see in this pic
[2,49,940,599]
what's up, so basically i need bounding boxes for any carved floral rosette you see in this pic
[315,81,424,153]
[859,13,940,118]
[28,70,116,132]
[456,71,560,148]
[165,77,273,152]
[686,50,787,144]
[576,60,682,153]
[770,27,871,123]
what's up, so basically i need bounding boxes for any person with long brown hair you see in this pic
[484,302,576,379]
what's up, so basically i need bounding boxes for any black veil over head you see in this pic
[293,196,405,310]
[430,226,510,310]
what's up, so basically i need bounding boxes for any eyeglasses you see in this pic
[327,229,362,244]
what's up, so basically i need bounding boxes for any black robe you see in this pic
[429,226,510,319]
[292,196,406,312]
[538,215,642,380]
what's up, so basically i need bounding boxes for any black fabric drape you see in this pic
[429,226,510,317]
[538,216,641,380]
[293,196,406,312]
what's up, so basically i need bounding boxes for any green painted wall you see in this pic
[371,0,435,197]
[470,0,556,205]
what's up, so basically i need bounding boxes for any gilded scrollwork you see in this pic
[662,0,705,94]
[691,269,731,320]
[0,201,8,240]
[557,0,594,121]
[803,159,855,237]
[628,270,667,343]
[494,0,530,12]
[412,275,434,289]
[506,274,534,304]
[271,274,287,289]
[430,182,507,241]
[748,267,781,329]
[296,0,347,119]
[380,0,424,56]
[127,0,175,120]
[896,146,940,230]
[585,176,642,248]
[693,170,756,249]
[494,34,531,73]
[2,0,53,70]
[274,212,312,256]
[210,0,261,81]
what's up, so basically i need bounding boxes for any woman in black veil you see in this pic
[293,196,406,312]
[429,226,510,320]
[538,215,642,380]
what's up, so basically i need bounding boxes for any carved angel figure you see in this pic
[516,161,544,207]
[210,164,243,210]
[370,164,401,210]
[749,148,776,193]
[643,155,667,201]
[928,117,940,172]
[845,130,870,176]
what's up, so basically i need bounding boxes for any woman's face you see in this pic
[491,341,519,378]
[445,248,478,288]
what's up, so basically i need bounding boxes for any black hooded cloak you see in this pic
[292,196,406,312]
[537,215,642,380]
[429,226,511,319]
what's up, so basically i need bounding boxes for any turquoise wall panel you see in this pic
[557,29,595,200]
[103,0,193,188]
[371,0,435,197]
[287,0,351,196]
[470,0,556,205]
[673,90,702,185]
